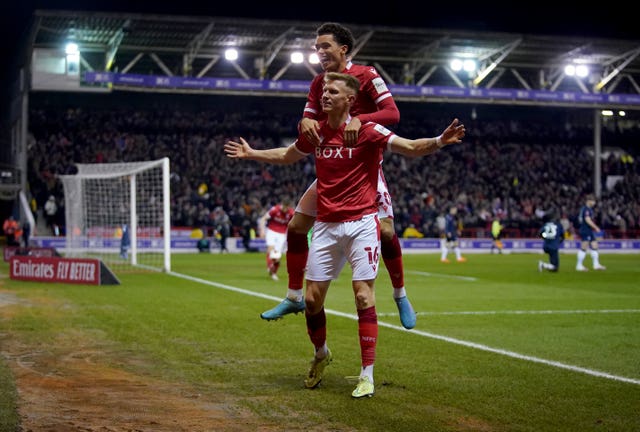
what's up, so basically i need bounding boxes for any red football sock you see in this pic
[381,234,404,289]
[286,231,309,290]
[357,306,378,367]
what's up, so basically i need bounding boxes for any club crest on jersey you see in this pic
[315,146,354,159]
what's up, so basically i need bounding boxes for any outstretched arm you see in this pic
[389,118,465,158]
[224,137,306,165]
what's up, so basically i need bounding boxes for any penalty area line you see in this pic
[407,270,477,281]
[168,271,640,387]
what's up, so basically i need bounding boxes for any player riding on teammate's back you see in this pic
[260,22,419,329]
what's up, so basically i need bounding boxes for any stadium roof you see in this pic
[28,10,640,105]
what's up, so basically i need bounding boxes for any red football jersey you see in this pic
[302,62,399,125]
[266,204,294,234]
[295,120,395,222]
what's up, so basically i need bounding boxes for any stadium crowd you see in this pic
[26,93,640,240]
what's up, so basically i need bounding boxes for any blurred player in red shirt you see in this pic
[258,196,295,280]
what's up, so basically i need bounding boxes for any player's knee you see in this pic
[353,289,375,309]
[304,294,322,314]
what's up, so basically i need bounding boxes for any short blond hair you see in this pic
[324,72,360,95]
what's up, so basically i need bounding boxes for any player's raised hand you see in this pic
[224,137,253,159]
[440,118,466,146]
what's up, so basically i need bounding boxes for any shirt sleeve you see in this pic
[356,70,400,125]
[294,135,314,155]
[357,94,400,125]
[302,75,323,120]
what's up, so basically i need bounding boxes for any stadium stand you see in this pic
[26,92,640,240]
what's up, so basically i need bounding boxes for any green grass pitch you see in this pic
[1,252,639,431]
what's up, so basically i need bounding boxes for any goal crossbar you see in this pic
[74,160,167,177]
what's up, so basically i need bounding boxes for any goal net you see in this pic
[59,157,171,273]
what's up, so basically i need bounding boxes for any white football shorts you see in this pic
[306,213,381,282]
[265,229,287,254]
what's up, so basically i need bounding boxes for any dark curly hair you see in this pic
[316,22,355,55]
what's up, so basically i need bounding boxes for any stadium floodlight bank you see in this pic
[59,157,171,273]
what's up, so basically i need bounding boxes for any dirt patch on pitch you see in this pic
[0,291,289,431]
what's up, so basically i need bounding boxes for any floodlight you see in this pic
[601,110,614,116]
[575,65,589,78]
[290,52,304,64]
[309,53,320,64]
[224,48,238,61]
[450,57,476,77]
[564,63,589,78]
[462,59,477,72]
[564,65,576,76]
[65,42,78,55]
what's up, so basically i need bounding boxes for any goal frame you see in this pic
[59,157,171,272]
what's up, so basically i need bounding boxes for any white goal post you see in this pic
[59,157,171,272]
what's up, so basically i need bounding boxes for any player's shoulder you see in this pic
[348,63,380,79]
[310,73,325,86]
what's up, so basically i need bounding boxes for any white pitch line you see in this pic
[401,325,640,386]
[168,271,640,386]
[407,270,478,281]
[375,309,640,317]
[168,271,280,301]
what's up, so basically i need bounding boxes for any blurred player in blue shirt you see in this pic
[538,210,564,272]
[120,223,130,259]
[440,206,466,263]
[575,194,606,271]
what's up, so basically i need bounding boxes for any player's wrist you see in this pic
[436,135,444,148]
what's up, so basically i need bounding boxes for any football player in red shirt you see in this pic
[225,72,465,397]
[258,196,295,280]
[262,22,418,329]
